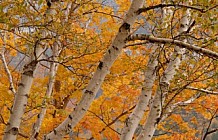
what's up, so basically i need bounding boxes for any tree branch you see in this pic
[0,52,16,95]
[137,4,218,14]
[127,34,218,59]
[186,86,218,95]
[161,92,201,122]
[202,109,218,140]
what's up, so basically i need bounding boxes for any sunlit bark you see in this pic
[44,0,144,139]
[3,46,44,140]
[120,46,158,140]
[137,5,191,140]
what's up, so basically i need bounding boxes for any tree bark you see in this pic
[44,0,144,139]
[137,6,191,140]
[120,5,174,139]
[3,46,44,140]
[120,46,158,140]
[30,42,59,140]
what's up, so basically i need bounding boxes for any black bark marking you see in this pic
[108,49,111,54]
[119,22,130,32]
[23,60,38,76]
[18,83,24,87]
[11,127,19,135]
[47,0,51,8]
[37,114,40,118]
[156,117,161,124]
[125,117,130,127]
[148,135,151,137]
[69,115,73,120]
[54,129,57,135]
[112,45,119,51]
[68,124,72,128]
[84,90,94,95]
[24,94,29,98]
[180,24,185,28]
[34,132,39,138]
[98,61,103,70]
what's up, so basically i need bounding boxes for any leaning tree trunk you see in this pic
[44,0,144,139]
[136,5,191,140]
[120,46,158,140]
[3,46,44,140]
[120,3,175,138]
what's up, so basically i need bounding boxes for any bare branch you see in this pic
[186,86,218,95]
[0,52,16,94]
[137,4,218,14]
[161,92,201,122]
[127,34,218,59]
[202,109,218,140]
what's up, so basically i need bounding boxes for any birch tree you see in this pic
[44,0,144,139]
[120,4,172,139]
[3,45,45,140]
[0,0,217,139]
[136,2,192,139]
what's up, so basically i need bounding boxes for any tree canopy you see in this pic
[0,0,217,139]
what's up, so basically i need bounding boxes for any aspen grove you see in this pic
[0,0,218,139]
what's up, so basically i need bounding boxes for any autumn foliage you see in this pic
[0,0,218,140]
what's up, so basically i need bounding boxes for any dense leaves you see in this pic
[0,0,217,139]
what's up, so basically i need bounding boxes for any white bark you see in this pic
[137,6,191,140]
[160,92,201,122]
[0,33,16,94]
[3,46,44,140]
[0,50,16,95]
[30,42,59,140]
[128,34,218,59]
[120,5,172,139]
[120,46,158,140]
[186,86,218,95]
[44,0,144,139]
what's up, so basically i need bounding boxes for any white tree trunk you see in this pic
[137,6,191,140]
[44,0,144,139]
[120,5,174,139]
[120,46,158,140]
[30,42,59,140]
[3,46,44,140]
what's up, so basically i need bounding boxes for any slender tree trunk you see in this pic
[30,42,59,140]
[44,0,144,139]
[3,46,44,140]
[120,46,158,140]
[137,6,191,140]
[31,2,72,139]
[120,4,174,139]
[0,47,16,95]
